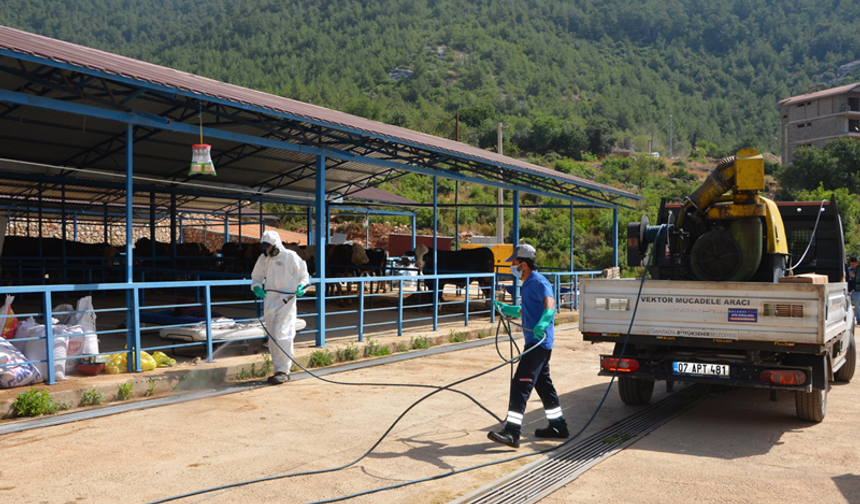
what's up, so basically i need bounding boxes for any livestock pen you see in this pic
[0,25,638,385]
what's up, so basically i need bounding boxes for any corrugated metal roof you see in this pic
[778,82,860,106]
[0,25,635,201]
[344,186,419,205]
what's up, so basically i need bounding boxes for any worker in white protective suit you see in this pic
[251,230,309,385]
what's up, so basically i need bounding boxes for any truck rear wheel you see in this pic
[795,373,828,423]
[618,376,654,406]
[834,333,856,383]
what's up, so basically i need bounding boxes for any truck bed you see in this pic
[579,279,850,346]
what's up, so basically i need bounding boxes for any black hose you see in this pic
[151,254,659,504]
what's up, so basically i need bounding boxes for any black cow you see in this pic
[1,236,119,283]
[358,247,388,293]
[325,243,370,301]
[411,245,495,302]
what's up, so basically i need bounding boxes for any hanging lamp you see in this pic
[189,103,216,176]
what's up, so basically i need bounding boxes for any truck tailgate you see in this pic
[579,279,849,346]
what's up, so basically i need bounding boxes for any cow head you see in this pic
[413,244,428,270]
[351,242,369,265]
[134,237,150,249]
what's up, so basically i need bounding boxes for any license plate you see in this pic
[673,361,730,378]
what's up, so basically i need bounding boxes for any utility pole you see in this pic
[497,122,504,244]
[455,115,460,251]
[669,114,673,158]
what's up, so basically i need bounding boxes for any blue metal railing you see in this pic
[0,271,497,386]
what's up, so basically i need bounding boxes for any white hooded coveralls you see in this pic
[251,231,309,375]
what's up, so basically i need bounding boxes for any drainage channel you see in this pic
[452,385,707,504]
[0,325,578,436]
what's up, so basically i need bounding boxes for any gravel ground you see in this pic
[2,327,857,504]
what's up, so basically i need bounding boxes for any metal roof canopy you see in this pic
[0,25,638,211]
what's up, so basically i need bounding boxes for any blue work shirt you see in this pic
[521,270,555,349]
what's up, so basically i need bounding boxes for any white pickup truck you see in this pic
[580,200,856,422]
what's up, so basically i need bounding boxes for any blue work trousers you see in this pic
[504,344,561,436]
[851,291,860,324]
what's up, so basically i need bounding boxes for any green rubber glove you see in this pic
[493,299,522,319]
[533,308,555,339]
[253,286,266,299]
[296,285,306,298]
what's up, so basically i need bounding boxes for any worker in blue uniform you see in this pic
[489,244,568,448]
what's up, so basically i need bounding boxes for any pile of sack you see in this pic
[0,295,99,388]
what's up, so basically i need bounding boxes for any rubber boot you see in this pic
[535,419,569,439]
[268,372,290,385]
[487,429,520,448]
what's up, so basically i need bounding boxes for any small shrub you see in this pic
[363,339,391,357]
[396,343,409,352]
[290,363,298,373]
[80,388,105,407]
[336,343,360,362]
[12,387,60,417]
[117,381,134,401]
[410,336,432,350]
[308,349,335,368]
[260,353,273,376]
[476,329,489,339]
[449,330,466,343]
[145,379,157,397]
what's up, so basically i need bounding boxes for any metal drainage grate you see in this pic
[453,386,706,504]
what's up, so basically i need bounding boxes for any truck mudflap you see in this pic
[598,353,814,392]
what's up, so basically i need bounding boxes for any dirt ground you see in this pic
[2,327,858,504]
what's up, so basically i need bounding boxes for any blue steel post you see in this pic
[170,191,177,269]
[358,282,364,342]
[397,279,404,336]
[259,202,264,238]
[455,180,459,251]
[569,202,574,272]
[73,211,78,242]
[43,291,55,385]
[179,217,184,243]
[125,124,136,373]
[612,206,619,268]
[224,217,229,244]
[411,214,416,252]
[315,155,327,347]
[325,203,331,244]
[306,207,313,246]
[432,176,438,332]
[204,285,214,362]
[365,211,369,247]
[61,184,67,286]
[464,274,469,326]
[512,190,520,305]
[132,287,142,372]
[149,192,156,260]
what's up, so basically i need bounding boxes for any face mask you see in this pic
[264,247,279,257]
[510,264,523,279]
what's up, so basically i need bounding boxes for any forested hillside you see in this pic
[3,0,860,267]
[3,0,860,155]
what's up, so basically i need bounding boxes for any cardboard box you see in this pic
[778,273,829,284]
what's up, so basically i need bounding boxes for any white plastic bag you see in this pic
[65,325,86,374]
[75,296,98,356]
[23,325,69,381]
[11,316,36,353]
[52,303,76,326]
[0,339,42,388]
[0,295,17,340]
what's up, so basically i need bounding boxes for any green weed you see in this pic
[449,329,466,343]
[476,329,489,339]
[396,343,409,352]
[12,387,61,417]
[336,343,360,362]
[363,339,391,357]
[308,348,335,368]
[117,381,134,401]
[409,336,432,350]
[145,378,157,397]
[80,388,105,407]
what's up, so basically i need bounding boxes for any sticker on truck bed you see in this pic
[648,327,738,339]
[728,308,758,322]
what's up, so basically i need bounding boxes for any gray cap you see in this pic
[505,244,536,262]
